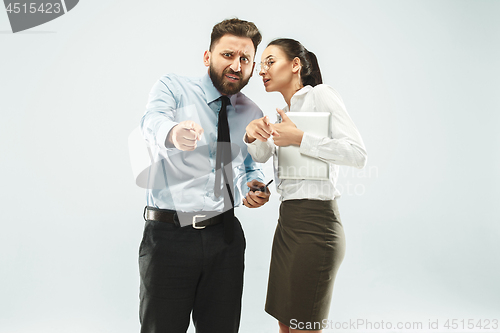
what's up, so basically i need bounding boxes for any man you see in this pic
[139,18,270,333]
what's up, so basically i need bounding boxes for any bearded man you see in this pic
[139,18,270,333]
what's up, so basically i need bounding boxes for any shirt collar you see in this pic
[291,85,313,101]
[202,72,238,106]
[285,85,313,112]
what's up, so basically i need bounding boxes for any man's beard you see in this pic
[209,65,250,95]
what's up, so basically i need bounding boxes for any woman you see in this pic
[243,39,367,333]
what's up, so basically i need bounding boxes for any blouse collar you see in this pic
[284,85,313,112]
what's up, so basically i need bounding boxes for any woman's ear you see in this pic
[292,57,301,74]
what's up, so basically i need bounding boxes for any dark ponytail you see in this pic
[267,38,323,87]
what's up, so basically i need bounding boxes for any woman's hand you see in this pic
[245,116,277,143]
[272,109,304,147]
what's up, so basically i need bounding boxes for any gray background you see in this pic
[1,0,499,332]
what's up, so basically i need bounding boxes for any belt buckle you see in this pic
[192,214,207,229]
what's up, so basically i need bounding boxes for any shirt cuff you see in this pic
[157,121,178,150]
[299,131,322,158]
[242,132,262,146]
[243,133,251,145]
[243,133,258,158]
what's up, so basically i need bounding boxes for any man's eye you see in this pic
[241,57,249,63]
[223,53,232,57]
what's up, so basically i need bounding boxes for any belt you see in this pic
[143,206,225,228]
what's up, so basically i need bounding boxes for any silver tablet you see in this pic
[277,112,330,180]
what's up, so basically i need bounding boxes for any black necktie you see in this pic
[215,96,234,243]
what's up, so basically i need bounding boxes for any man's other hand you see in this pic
[243,179,271,208]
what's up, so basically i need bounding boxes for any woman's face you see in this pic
[259,45,295,93]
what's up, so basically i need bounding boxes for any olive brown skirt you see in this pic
[265,199,346,327]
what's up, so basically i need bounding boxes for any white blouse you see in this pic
[245,84,367,201]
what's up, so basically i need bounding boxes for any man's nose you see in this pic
[230,58,241,72]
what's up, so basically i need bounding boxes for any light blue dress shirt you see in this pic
[141,73,265,212]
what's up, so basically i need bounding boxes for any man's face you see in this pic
[204,34,256,95]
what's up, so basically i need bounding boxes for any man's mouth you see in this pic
[225,74,240,82]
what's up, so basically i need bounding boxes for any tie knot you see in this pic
[220,96,230,108]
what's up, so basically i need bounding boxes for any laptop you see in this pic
[277,112,330,180]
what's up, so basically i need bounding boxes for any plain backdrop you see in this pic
[1,1,499,332]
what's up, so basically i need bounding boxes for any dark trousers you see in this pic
[139,217,246,333]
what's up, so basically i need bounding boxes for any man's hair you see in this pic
[210,18,262,53]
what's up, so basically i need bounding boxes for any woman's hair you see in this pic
[268,38,323,87]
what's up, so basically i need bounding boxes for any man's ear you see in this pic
[292,57,301,74]
[203,50,211,67]
[250,62,255,77]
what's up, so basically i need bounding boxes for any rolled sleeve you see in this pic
[231,152,265,202]
[244,153,265,193]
